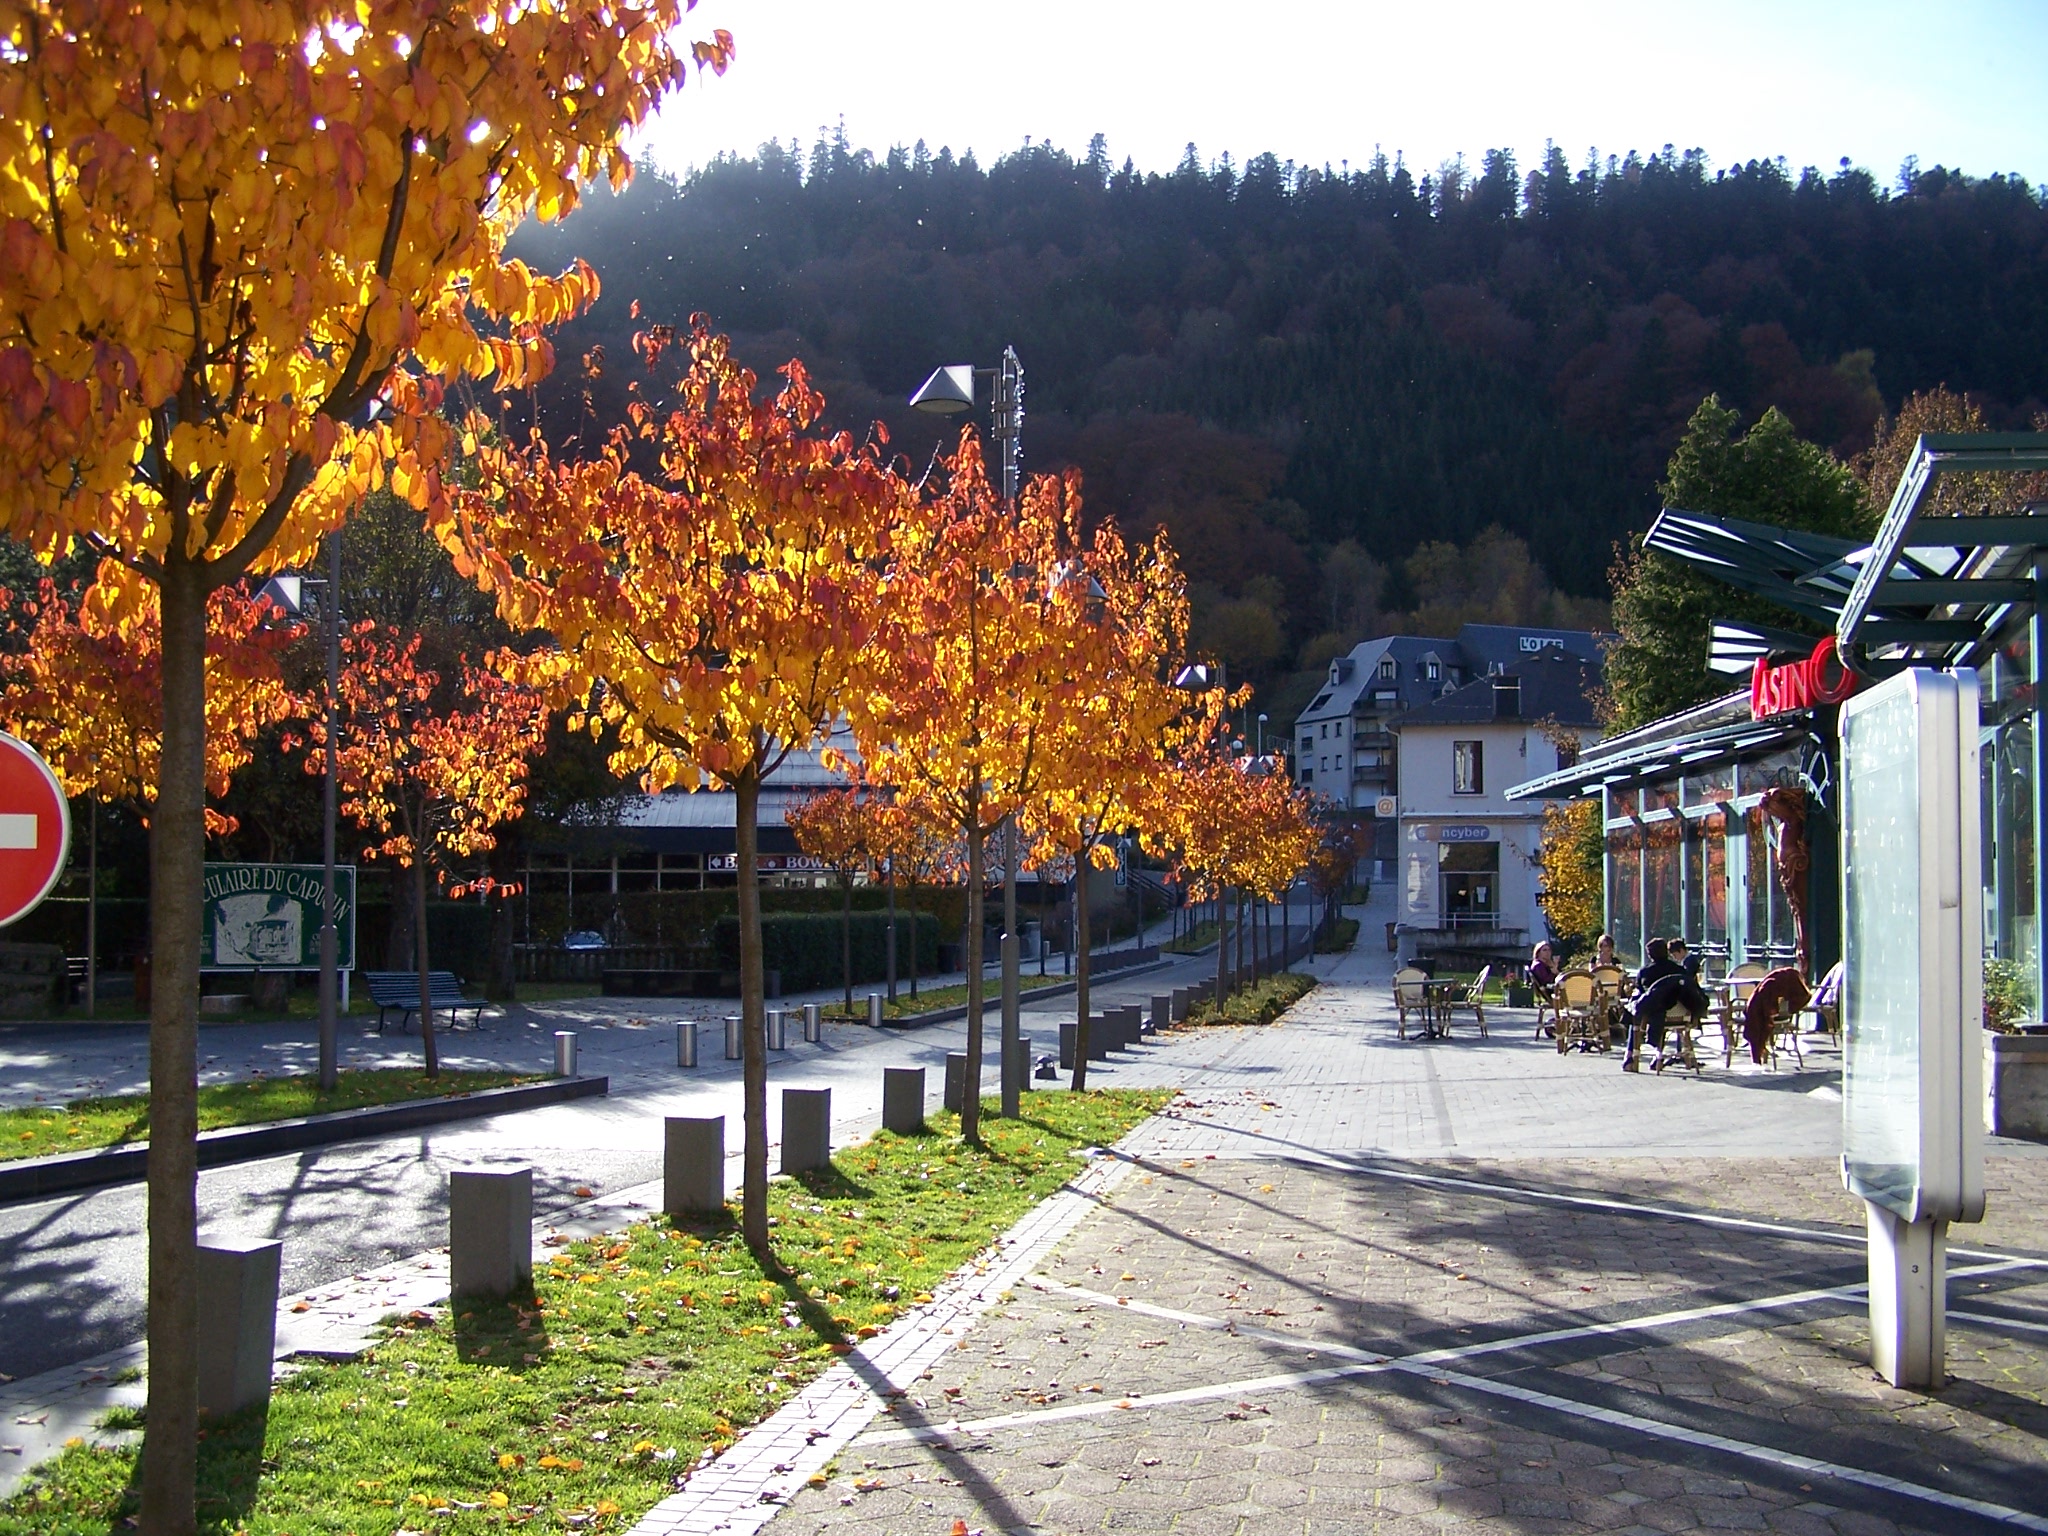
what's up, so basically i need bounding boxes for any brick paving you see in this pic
[741,899,2048,1536]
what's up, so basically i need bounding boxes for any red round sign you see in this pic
[0,733,70,928]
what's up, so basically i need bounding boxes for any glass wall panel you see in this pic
[1702,820,1729,964]
[1740,751,1799,796]
[1607,830,1642,966]
[1746,807,1772,965]
[1644,820,1683,945]
[1691,764,1736,806]
[1644,781,1681,815]
[1607,785,1638,822]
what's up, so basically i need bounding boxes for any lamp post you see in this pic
[1257,712,1268,755]
[911,347,1028,1118]
[260,531,343,1092]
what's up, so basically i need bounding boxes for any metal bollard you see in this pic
[767,1008,788,1051]
[676,1019,698,1068]
[724,1014,743,1060]
[803,1002,822,1042]
[867,991,884,1028]
[553,1030,578,1077]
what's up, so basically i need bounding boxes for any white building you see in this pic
[1293,624,1607,879]
[1386,650,1602,964]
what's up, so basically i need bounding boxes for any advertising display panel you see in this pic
[1838,669,1984,1225]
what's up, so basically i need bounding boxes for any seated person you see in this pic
[1626,938,1708,1072]
[1595,933,1618,970]
[1528,941,1558,991]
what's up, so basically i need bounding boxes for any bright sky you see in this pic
[640,0,2048,188]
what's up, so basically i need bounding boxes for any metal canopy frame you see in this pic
[1835,433,2048,676]
[1504,709,1812,802]
[1643,508,1864,626]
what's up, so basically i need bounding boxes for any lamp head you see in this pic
[909,364,976,415]
[257,574,306,617]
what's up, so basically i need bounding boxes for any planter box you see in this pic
[1985,1031,2048,1140]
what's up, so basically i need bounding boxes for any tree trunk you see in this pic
[1070,845,1093,1091]
[413,858,440,1078]
[1217,887,1230,1002]
[486,837,518,1001]
[960,816,985,1143]
[885,863,897,1004]
[139,551,205,1536]
[905,878,919,998]
[1237,891,1249,984]
[840,873,853,1015]
[735,772,771,1256]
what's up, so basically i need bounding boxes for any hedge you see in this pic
[713,911,939,994]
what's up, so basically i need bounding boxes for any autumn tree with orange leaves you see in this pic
[0,3,726,1517]
[310,624,545,1077]
[860,439,1113,1139]
[1019,519,1215,1090]
[867,786,960,1001]
[447,320,905,1257]
[0,561,302,831]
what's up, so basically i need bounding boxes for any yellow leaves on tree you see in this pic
[309,622,545,1074]
[1536,796,1605,949]
[0,560,300,832]
[0,0,727,568]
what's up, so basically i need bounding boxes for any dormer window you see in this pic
[1378,657,1397,680]
[1425,657,1441,681]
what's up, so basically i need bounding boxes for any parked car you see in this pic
[561,930,607,951]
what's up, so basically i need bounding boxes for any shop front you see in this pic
[1509,431,2048,1011]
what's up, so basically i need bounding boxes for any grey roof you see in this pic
[1293,624,1611,734]
[1387,651,1603,730]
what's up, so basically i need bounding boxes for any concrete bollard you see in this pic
[553,1031,577,1077]
[882,1067,925,1133]
[766,1008,788,1051]
[781,1087,831,1173]
[196,1237,282,1419]
[867,991,885,1028]
[450,1166,533,1303]
[676,1019,698,1068]
[944,1051,972,1112]
[803,1002,822,1042]
[1059,1020,1078,1070]
[1150,994,1170,1034]
[663,1116,724,1215]
[1018,1034,1033,1091]
[724,1014,743,1060]
[1171,986,1191,1022]
[1121,1004,1145,1044]
[1087,1014,1112,1060]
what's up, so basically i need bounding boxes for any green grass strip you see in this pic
[822,971,1064,1021]
[1185,971,1318,1027]
[1,1088,1169,1536]
[1164,919,1221,954]
[0,1069,544,1164]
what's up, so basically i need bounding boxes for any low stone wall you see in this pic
[1986,1031,2048,1141]
[0,942,64,1018]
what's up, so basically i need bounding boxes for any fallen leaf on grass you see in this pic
[289,1303,311,1314]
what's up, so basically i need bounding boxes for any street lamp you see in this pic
[1257,712,1269,755]
[912,347,1026,1116]
[260,530,344,1092]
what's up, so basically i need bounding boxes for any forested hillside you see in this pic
[507,134,2048,714]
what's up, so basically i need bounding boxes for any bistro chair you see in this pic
[1393,967,1430,1041]
[1553,970,1603,1052]
[1656,1004,1707,1074]
[1591,965,1629,1040]
[1718,962,1770,1067]
[1445,965,1491,1038]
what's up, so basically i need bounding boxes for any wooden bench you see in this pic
[363,970,487,1034]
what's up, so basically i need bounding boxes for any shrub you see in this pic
[1186,971,1316,1026]
[1315,917,1360,954]
[713,912,938,994]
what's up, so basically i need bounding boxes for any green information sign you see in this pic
[201,862,357,971]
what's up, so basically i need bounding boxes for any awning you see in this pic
[1504,711,1816,802]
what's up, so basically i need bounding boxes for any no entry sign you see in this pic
[0,733,70,928]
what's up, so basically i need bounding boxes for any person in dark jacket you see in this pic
[1625,937,1708,1072]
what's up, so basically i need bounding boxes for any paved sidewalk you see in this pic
[735,912,2048,1536]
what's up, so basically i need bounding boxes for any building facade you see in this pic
[1386,652,1602,965]
[1293,624,1607,878]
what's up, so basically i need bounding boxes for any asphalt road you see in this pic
[0,952,1221,1382]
